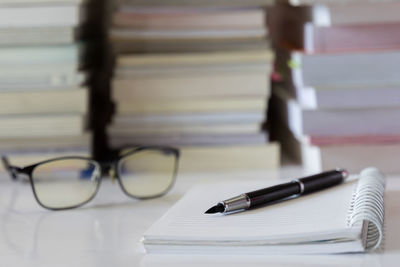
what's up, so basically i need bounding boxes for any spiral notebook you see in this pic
[143,167,385,254]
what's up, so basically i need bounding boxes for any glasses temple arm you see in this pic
[1,156,24,181]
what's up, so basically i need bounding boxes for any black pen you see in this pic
[205,168,349,214]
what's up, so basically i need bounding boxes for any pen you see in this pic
[205,168,349,214]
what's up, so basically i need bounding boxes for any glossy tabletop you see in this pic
[1,168,400,267]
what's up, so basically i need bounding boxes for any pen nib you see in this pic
[205,203,225,214]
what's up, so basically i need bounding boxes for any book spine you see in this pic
[347,167,385,251]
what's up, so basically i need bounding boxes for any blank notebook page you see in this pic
[144,178,361,243]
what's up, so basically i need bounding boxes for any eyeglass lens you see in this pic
[117,149,177,198]
[31,158,101,209]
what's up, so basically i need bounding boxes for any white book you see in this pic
[109,132,268,147]
[143,167,385,254]
[0,88,88,115]
[0,62,78,75]
[114,38,271,54]
[273,83,400,110]
[0,72,86,91]
[0,27,75,46]
[112,72,270,101]
[115,50,273,75]
[272,92,400,137]
[301,108,400,137]
[112,112,265,126]
[295,85,400,110]
[115,64,271,78]
[119,49,273,64]
[116,98,267,114]
[109,123,261,135]
[113,6,267,30]
[110,28,267,40]
[0,114,85,137]
[0,5,81,28]
[290,50,400,89]
[0,44,80,65]
[293,2,400,26]
[117,0,274,7]
[0,133,91,152]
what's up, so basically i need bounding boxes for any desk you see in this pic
[1,168,399,267]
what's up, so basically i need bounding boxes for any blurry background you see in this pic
[1,0,400,175]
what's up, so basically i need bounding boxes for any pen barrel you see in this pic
[246,182,300,207]
[299,169,346,195]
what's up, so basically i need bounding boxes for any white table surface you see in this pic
[1,167,399,267]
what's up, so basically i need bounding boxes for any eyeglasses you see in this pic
[2,146,180,210]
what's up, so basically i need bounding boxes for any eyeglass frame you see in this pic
[1,145,180,211]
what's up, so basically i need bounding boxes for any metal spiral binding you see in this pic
[346,167,385,251]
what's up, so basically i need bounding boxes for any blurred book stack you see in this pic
[108,1,280,172]
[268,1,400,174]
[0,0,91,170]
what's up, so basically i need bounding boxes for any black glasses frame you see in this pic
[2,145,180,211]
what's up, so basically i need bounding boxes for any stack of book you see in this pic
[268,1,400,174]
[108,2,280,172]
[0,0,90,170]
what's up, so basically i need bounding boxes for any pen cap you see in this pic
[299,169,347,194]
